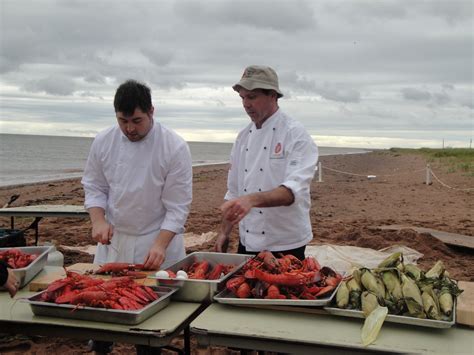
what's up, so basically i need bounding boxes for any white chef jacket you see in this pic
[225,109,318,252]
[81,121,192,268]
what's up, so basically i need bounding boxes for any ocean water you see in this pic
[0,133,370,187]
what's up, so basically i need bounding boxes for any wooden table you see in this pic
[190,303,474,354]
[0,205,89,245]
[0,266,204,354]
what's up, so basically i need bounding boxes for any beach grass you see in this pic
[389,148,474,176]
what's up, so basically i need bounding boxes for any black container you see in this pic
[0,229,26,247]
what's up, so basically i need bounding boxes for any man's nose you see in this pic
[126,122,134,132]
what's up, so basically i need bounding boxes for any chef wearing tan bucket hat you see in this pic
[233,65,284,98]
[215,65,319,260]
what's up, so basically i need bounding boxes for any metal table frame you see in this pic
[0,205,89,245]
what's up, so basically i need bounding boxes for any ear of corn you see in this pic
[378,252,403,268]
[404,264,422,281]
[361,269,382,297]
[401,274,425,317]
[438,288,454,317]
[381,270,403,300]
[336,281,349,308]
[361,306,388,347]
[361,291,380,317]
[421,287,441,320]
[425,260,445,279]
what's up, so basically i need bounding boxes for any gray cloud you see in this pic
[0,0,472,148]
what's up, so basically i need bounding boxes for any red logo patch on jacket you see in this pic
[275,143,282,154]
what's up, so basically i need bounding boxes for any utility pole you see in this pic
[442,138,444,149]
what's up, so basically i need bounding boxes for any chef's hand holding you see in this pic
[92,220,114,245]
[214,232,230,253]
[220,195,254,226]
[144,244,166,270]
[5,268,19,298]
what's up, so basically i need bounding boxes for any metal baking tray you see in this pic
[0,246,52,289]
[214,278,342,306]
[148,252,251,302]
[323,305,456,329]
[23,286,177,325]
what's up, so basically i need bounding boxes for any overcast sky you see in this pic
[0,0,472,148]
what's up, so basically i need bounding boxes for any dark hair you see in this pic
[114,80,152,116]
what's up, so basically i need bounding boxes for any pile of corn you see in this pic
[335,252,463,320]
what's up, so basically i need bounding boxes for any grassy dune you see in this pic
[389,148,474,176]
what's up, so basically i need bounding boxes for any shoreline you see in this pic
[0,151,376,190]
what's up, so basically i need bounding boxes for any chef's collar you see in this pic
[254,108,280,130]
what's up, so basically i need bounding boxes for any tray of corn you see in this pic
[324,252,462,329]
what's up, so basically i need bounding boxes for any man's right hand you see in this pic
[92,220,114,245]
[214,232,229,253]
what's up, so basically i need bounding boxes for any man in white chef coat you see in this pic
[82,79,192,271]
[214,65,318,260]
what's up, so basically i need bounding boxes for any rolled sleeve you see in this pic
[280,134,318,201]
[161,143,193,234]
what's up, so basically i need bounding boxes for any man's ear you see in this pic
[149,106,155,117]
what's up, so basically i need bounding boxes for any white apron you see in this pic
[93,230,185,270]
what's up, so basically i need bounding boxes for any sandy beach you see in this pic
[0,150,473,354]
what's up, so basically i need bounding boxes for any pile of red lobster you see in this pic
[176,260,235,280]
[40,271,158,310]
[0,248,37,269]
[226,251,342,299]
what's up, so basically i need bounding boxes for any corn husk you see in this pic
[361,269,383,298]
[401,274,425,318]
[421,287,441,320]
[425,260,445,279]
[404,264,422,281]
[361,306,388,346]
[378,252,403,268]
[361,291,380,317]
[439,288,454,317]
[381,270,402,300]
[347,274,362,309]
[336,281,349,308]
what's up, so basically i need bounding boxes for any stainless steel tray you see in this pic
[148,252,251,302]
[214,280,341,306]
[324,306,455,329]
[23,286,178,325]
[0,246,52,289]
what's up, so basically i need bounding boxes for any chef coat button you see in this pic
[273,128,275,131]
[260,168,263,171]
[262,231,265,235]
[250,129,252,133]
[245,169,248,172]
[244,189,247,192]
[258,188,261,192]
[246,230,249,233]
[259,211,263,214]
[246,148,248,151]
[264,147,267,150]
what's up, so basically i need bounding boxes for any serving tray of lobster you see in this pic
[213,251,344,306]
[0,246,52,289]
[148,252,252,302]
[23,271,178,325]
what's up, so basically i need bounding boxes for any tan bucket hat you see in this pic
[232,65,283,98]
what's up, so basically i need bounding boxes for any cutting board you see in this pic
[29,263,157,291]
[456,281,474,327]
